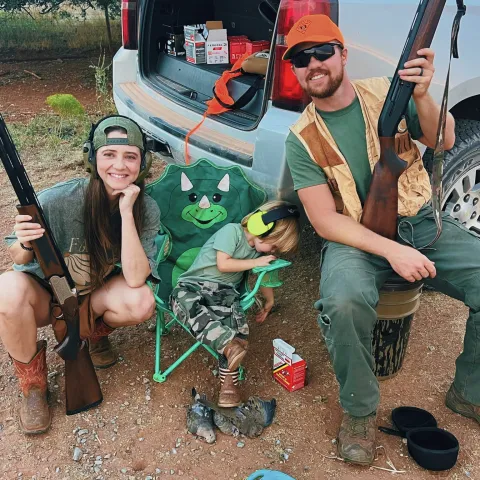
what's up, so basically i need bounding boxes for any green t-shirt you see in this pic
[285,92,423,204]
[179,223,260,287]
[4,178,161,294]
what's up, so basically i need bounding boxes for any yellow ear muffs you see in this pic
[247,210,274,236]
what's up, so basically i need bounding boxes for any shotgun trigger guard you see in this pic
[397,116,408,134]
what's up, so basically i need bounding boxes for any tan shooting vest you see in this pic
[289,76,431,221]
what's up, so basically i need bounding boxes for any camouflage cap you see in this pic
[92,116,145,152]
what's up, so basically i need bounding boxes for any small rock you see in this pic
[212,369,219,377]
[237,442,245,448]
[172,448,177,454]
[104,454,111,459]
[124,401,130,406]
[139,437,144,442]
[145,476,153,480]
[78,429,89,436]
[94,467,101,474]
[170,470,175,475]
[178,471,184,476]
[145,396,151,401]
[155,468,161,474]
[175,438,182,448]
[137,418,142,425]
[121,468,128,474]
[143,378,149,384]
[73,447,83,461]
[275,439,281,446]
[80,438,87,444]
[94,460,103,466]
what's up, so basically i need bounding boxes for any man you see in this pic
[285,14,480,465]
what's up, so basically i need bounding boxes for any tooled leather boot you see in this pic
[218,367,242,408]
[89,317,117,369]
[223,338,248,371]
[12,340,51,435]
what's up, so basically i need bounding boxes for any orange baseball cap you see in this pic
[282,14,345,61]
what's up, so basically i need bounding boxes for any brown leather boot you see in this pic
[223,338,248,371]
[218,368,242,408]
[89,318,117,369]
[12,340,51,435]
[337,412,377,465]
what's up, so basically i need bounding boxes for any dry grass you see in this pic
[0,11,121,55]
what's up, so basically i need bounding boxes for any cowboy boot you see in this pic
[89,317,117,369]
[12,340,51,435]
[223,338,248,371]
[218,367,242,408]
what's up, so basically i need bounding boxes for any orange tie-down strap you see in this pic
[184,53,263,164]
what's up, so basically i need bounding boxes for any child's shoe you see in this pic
[223,338,248,371]
[218,368,242,407]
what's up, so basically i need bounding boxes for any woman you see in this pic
[0,115,159,434]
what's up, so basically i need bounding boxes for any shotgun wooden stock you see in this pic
[361,138,407,239]
[361,0,447,238]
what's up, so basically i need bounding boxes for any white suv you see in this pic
[113,0,480,234]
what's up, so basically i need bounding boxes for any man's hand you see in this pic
[112,184,140,216]
[386,243,436,282]
[398,48,435,99]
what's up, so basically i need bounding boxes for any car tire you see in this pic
[424,118,480,236]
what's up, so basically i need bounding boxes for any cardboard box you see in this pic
[228,35,249,64]
[273,339,307,392]
[184,24,207,64]
[184,21,229,65]
[205,21,229,64]
[246,40,270,56]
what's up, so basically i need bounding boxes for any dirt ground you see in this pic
[0,58,479,480]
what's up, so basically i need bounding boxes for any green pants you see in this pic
[316,205,480,416]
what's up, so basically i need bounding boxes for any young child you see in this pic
[171,201,300,407]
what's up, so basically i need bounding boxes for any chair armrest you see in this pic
[251,258,291,275]
[155,223,172,265]
[241,259,292,308]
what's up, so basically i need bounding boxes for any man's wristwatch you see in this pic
[20,242,34,252]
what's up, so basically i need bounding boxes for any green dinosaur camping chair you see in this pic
[145,158,291,383]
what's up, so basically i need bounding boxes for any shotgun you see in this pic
[0,113,102,415]
[361,0,447,239]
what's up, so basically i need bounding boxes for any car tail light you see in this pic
[272,0,336,111]
[122,0,138,50]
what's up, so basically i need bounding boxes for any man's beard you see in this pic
[305,68,344,99]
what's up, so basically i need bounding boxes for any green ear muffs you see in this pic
[247,205,300,237]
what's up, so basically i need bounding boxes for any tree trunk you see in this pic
[103,3,113,54]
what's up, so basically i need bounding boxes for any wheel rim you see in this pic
[442,162,480,235]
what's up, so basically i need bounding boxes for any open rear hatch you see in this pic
[139,0,279,130]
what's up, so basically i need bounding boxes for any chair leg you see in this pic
[154,310,164,381]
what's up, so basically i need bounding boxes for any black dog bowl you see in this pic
[406,427,459,471]
[379,406,437,437]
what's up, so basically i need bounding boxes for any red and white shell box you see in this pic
[273,339,307,392]
[245,40,270,56]
[228,35,249,64]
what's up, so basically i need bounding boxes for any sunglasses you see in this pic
[291,43,342,68]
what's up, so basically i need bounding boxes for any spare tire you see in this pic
[424,119,480,236]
